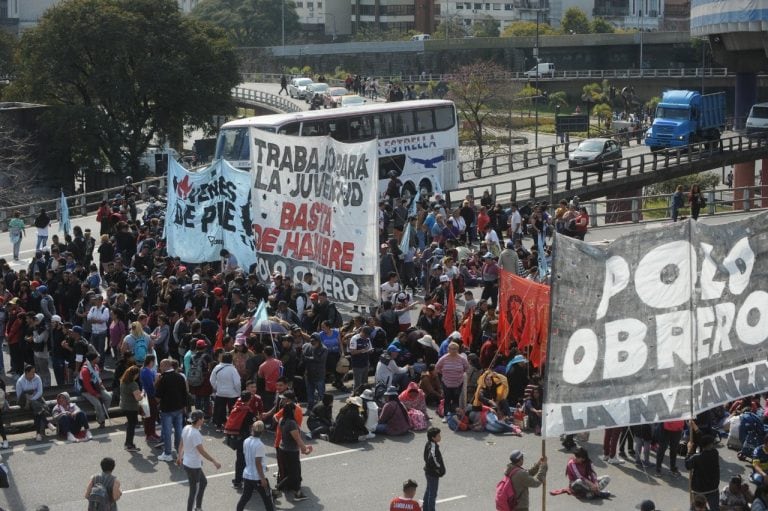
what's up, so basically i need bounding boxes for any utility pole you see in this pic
[534,9,540,148]
[282,0,285,48]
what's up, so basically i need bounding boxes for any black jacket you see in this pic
[329,404,367,443]
[424,440,446,478]
[684,447,720,493]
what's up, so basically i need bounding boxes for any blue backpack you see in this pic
[134,337,148,364]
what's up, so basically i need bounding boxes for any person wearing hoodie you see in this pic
[209,352,241,431]
[473,369,511,421]
[80,352,113,429]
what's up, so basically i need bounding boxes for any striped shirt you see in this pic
[435,354,469,388]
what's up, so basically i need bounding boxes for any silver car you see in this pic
[288,77,313,99]
[305,82,330,103]
[568,138,623,170]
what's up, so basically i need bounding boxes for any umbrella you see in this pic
[251,319,288,335]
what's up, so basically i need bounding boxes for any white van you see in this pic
[524,62,555,78]
[746,102,768,138]
[411,34,431,41]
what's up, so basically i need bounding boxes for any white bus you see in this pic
[214,99,459,201]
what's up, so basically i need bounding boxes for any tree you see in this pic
[590,17,615,33]
[502,21,556,37]
[561,7,590,34]
[548,90,568,109]
[0,122,43,207]
[447,61,505,166]
[593,103,612,127]
[192,0,300,46]
[10,0,240,176]
[0,31,14,78]
[472,15,500,38]
[645,96,661,113]
[434,16,468,39]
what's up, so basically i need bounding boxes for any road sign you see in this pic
[556,114,588,133]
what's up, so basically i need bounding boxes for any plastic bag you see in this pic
[138,395,150,417]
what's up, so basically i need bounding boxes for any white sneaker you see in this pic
[85,431,93,441]
[599,454,609,461]
[1,441,8,449]
[47,423,57,433]
[67,433,78,443]
[607,457,625,465]
[157,453,174,462]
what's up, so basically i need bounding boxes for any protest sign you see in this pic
[544,212,768,437]
[249,131,380,305]
[166,159,255,269]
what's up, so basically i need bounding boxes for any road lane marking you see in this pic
[437,495,468,504]
[122,447,365,494]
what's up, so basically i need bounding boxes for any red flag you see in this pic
[443,280,456,336]
[214,327,224,351]
[458,308,473,348]
[497,269,550,367]
[215,302,229,351]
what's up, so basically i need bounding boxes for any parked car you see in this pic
[305,82,330,103]
[288,77,314,99]
[568,138,623,170]
[339,95,367,108]
[323,87,351,108]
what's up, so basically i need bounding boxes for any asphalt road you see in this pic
[0,207,764,510]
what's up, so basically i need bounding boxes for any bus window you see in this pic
[373,113,395,137]
[393,111,415,135]
[349,117,376,140]
[434,106,456,130]
[278,122,300,135]
[300,121,327,136]
[327,119,350,141]
[415,109,435,133]
[379,155,405,180]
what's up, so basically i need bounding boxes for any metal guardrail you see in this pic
[231,87,303,113]
[0,176,167,232]
[583,187,768,228]
[241,68,736,86]
[446,134,768,205]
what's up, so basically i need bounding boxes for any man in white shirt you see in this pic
[380,272,401,303]
[236,421,274,511]
[483,225,501,256]
[508,203,523,243]
[86,295,110,359]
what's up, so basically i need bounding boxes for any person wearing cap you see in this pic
[390,479,421,511]
[80,352,113,428]
[177,409,221,511]
[31,312,51,387]
[375,345,411,392]
[685,433,721,510]
[720,475,751,511]
[329,395,368,443]
[376,386,411,436]
[500,450,547,511]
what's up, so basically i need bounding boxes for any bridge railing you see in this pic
[446,134,768,205]
[231,87,303,113]
[0,177,167,232]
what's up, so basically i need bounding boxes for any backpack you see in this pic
[494,469,520,511]
[133,337,148,364]
[87,473,115,511]
[188,353,206,387]
[223,402,252,447]
[407,408,428,431]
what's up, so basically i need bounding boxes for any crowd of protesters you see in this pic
[2,177,761,511]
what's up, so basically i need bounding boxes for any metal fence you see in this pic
[231,87,303,113]
[0,176,167,232]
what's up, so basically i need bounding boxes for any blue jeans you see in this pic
[11,239,21,260]
[36,235,47,251]
[52,356,68,386]
[305,378,325,411]
[423,474,439,511]
[161,409,184,455]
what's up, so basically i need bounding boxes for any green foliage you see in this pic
[646,172,721,195]
[645,96,661,112]
[590,17,615,33]
[581,81,608,104]
[548,91,568,109]
[501,21,556,37]
[0,31,14,78]
[435,16,468,39]
[593,103,612,125]
[10,0,240,175]
[191,0,300,46]
[561,7,590,34]
[472,16,500,37]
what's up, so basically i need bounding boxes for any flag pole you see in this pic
[540,232,559,511]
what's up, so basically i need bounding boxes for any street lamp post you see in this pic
[534,9,540,148]
[638,6,643,76]
[282,0,285,48]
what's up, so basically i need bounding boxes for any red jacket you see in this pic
[5,309,26,345]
